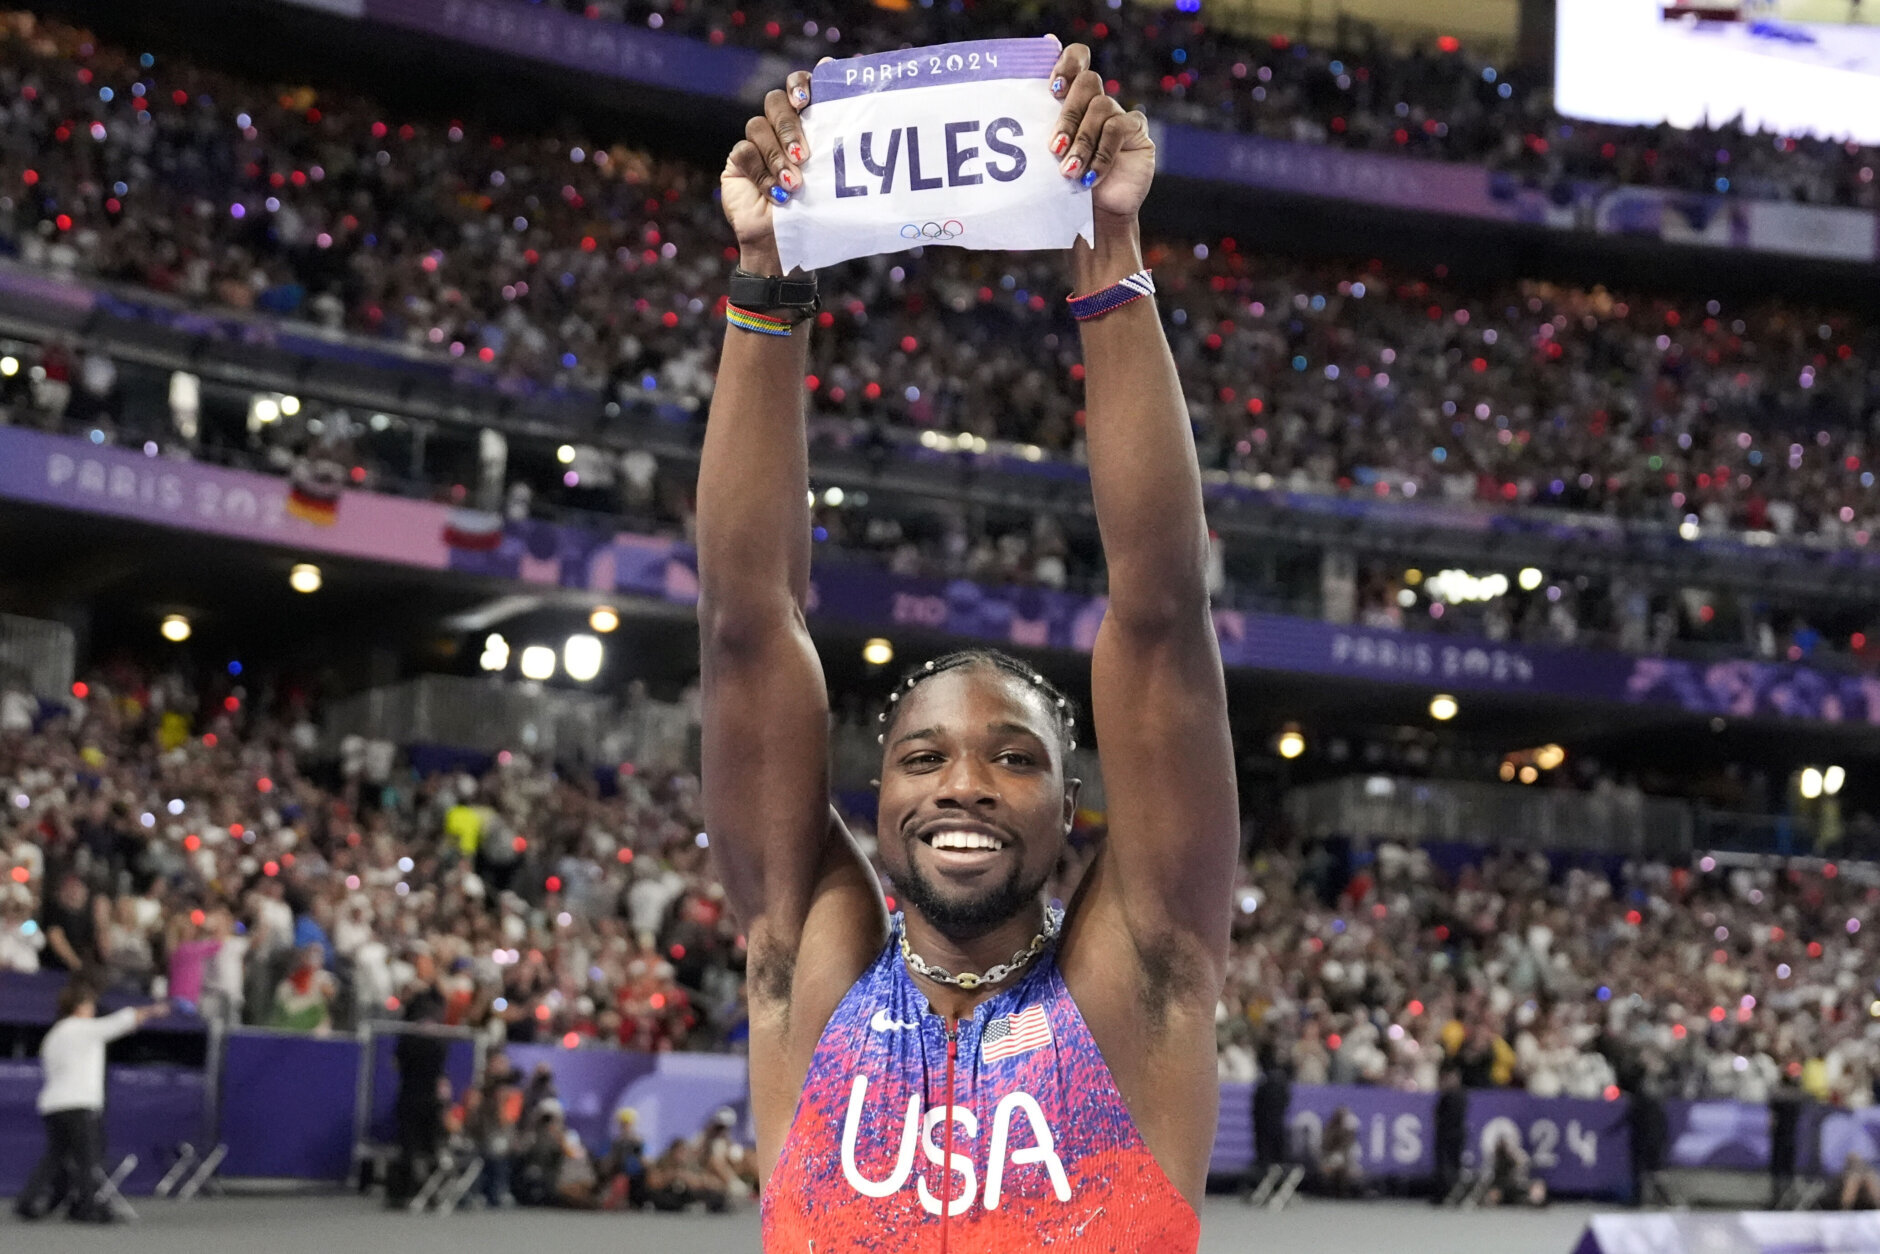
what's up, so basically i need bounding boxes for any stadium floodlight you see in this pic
[1825,766,1846,797]
[1276,726,1306,760]
[160,614,191,643]
[0,356,18,377]
[1800,768,1824,800]
[1518,567,1544,591]
[288,563,321,594]
[479,633,510,672]
[518,645,556,681]
[250,396,280,425]
[279,394,301,416]
[862,638,894,667]
[1429,694,1459,722]
[556,444,577,465]
[588,606,620,634]
[823,486,845,507]
[562,634,603,682]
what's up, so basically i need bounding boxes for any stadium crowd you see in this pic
[566,0,1880,207]
[5,662,1880,1130]
[0,10,1876,552]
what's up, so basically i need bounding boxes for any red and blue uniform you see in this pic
[761,912,1199,1252]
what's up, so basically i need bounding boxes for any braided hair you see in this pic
[875,648,1078,757]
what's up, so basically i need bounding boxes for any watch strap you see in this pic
[730,267,820,316]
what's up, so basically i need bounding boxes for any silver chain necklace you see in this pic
[899,907,1062,990]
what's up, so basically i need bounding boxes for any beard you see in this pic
[892,839,1051,940]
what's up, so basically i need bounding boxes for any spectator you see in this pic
[1836,1151,1880,1211]
[387,984,450,1208]
[643,1136,728,1214]
[38,872,101,975]
[1483,1126,1548,1207]
[1316,1106,1363,1197]
[267,942,336,1032]
[1,887,44,971]
[598,1108,647,1210]
[13,983,169,1223]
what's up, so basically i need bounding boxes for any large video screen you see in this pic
[1556,0,1880,146]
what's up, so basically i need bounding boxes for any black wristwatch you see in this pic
[729,266,820,320]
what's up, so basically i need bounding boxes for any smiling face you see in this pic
[876,663,1078,940]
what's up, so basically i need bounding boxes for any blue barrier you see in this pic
[218,1032,361,1181]
[0,1062,208,1197]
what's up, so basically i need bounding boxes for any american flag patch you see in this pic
[980,1005,1052,1064]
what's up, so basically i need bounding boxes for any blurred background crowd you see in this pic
[7,665,1880,1125]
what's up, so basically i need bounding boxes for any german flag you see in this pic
[287,460,343,526]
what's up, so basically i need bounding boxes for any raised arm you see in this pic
[696,72,885,1161]
[1050,48,1239,996]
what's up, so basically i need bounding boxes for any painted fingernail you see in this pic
[769,184,790,205]
[779,169,799,191]
[787,142,806,163]
[1050,133,1070,157]
[792,87,809,105]
[1081,167,1099,188]
[1060,155,1081,177]
[1050,76,1065,94]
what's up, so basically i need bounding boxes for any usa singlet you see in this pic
[761,913,1200,1253]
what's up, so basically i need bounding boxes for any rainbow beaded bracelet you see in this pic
[725,303,794,337]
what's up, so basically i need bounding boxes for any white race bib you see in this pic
[772,38,1094,273]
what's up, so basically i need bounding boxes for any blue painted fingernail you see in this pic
[1051,76,1065,94]
[793,87,808,104]
[1081,168,1099,188]
[769,184,790,205]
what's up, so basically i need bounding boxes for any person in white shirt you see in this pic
[14,982,168,1223]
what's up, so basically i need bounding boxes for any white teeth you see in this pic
[930,830,1004,852]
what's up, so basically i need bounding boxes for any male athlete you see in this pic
[699,41,1238,1252]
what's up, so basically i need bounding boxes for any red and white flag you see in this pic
[980,1005,1052,1064]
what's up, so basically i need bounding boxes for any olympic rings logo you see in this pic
[900,220,964,240]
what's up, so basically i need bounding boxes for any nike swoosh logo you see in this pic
[870,1009,918,1032]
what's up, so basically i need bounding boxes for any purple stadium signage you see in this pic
[1575,1212,1880,1254]
[1158,125,1878,262]
[1210,1081,1436,1180]
[503,1045,751,1161]
[0,427,452,569]
[7,425,1880,726]
[1815,1106,1880,1175]
[1663,1098,1771,1171]
[1159,124,1499,218]
[362,0,773,99]
[1464,1090,1632,1199]
[1288,1083,1438,1180]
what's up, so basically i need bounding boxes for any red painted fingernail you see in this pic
[788,143,806,163]
[1050,133,1070,157]
[779,169,799,191]
[1060,155,1081,177]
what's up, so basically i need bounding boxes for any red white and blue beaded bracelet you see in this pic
[1066,269,1156,322]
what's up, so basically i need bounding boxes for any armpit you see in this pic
[748,942,797,1010]
[1130,926,1222,1030]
